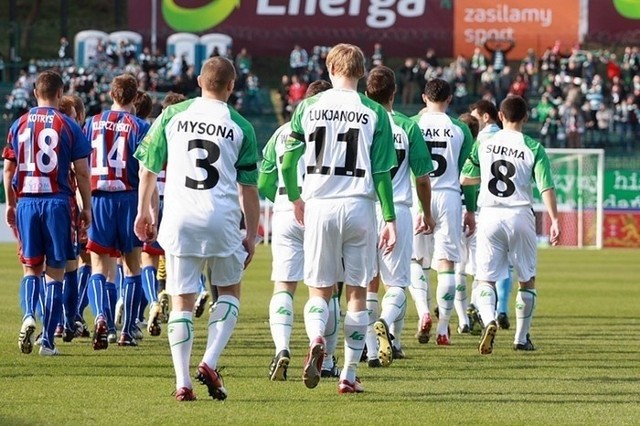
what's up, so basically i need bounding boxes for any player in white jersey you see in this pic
[134,57,260,401]
[410,79,477,346]
[281,44,397,394]
[362,66,435,368]
[258,80,340,382]
[461,95,560,355]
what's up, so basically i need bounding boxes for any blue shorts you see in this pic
[16,196,75,269]
[142,198,164,256]
[88,191,142,256]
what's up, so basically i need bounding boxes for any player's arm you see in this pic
[407,120,435,233]
[257,136,278,203]
[457,122,479,212]
[137,168,158,242]
[281,106,306,223]
[532,139,560,246]
[73,157,92,231]
[3,158,17,228]
[460,140,481,186]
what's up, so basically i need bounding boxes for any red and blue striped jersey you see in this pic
[84,110,150,192]
[3,107,91,197]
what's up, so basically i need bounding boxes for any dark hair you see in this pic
[134,90,153,119]
[200,56,236,92]
[110,74,138,105]
[423,78,451,103]
[35,70,64,100]
[469,99,499,122]
[305,80,332,98]
[458,113,479,139]
[366,66,396,105]
[161,91,187,109]
[500,95,529,123]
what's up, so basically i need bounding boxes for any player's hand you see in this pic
[415,213,435,235]
[293,199,305,226]
[78,208,91,235]
[549,219,560,246]
[5,205,16,229]
[379,221,397,255]
[463,211,476,237]
[134,211,156,243]
[242,237,256,269]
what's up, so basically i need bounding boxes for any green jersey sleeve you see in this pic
[369,101,396,174]
[404,117,433,177]
[454,118,475,172]
[231,109,259,186]
[461,141,481,178]
[259,132,278,174]
[134,110,168,174]
[526,135,555,192]
[284,99,307,152]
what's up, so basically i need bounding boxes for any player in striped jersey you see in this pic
[84,74,150,349]
[3,71,92,355]
[363,66,435,367]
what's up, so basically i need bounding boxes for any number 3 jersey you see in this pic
[462,129,555,208]
[3,107,91,197]
[134,97,258,257]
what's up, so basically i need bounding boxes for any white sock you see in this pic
[168,311,194,390]
[476,283,497,326]
[423,268,433,311]
[436,272,455,335]
[341,310,367,383]
[470,279,479,307]
[454,272,470,327]
[323,294,340,369]
[380,286,406,326]
[389,300,406,350]
[515,289,537,345]
[304,296,328,343]
[408,261,430,318]
[365,292,378,360]
[269,290,294,354]
[201,295,239,369]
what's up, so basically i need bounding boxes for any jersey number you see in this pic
[92,135,126,177]
[18,127,59,173]
[488,160,516,197]
[390,148,406,180]
[307,127,366,178]
[426,141,447,177]
[185,138,220,190]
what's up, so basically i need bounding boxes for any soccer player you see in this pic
[410,78,477,346]
[84,74,150,349]
[363,66,435,367]
[461,95,560,354]
[280,44,397,394]
[3,70,92,355]
[258,79,334,381]
[134,57,260,402]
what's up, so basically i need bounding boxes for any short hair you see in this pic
[469,99,499,122]
[110,74,138,106]
[200,56,236,93]
[326,43,365,79]
[134,90,153,119]
[59,95,77,118]
[35,70,64,100]
[69,94,85,124]
[423,78,451,103]
[366,66,396,105]
[458,113,479,139]
[161,91,187,109]
[305,80,332,99]
[500,95,529,123]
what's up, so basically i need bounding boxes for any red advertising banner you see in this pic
[603,211,640,248]
[128,0,455,57]
[453,0,581,58]
[587,0,640,44]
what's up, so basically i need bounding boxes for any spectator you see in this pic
[480,65,497,96]
[279,74,291,120]
[58,37,70,59]
[484,37,515,74]
[398,58,418,105]
[509,74,528,99]
[371,42,383,67]
[540,107,564,148]
[470,47,487,96]
[521,48,538,93]
[243,73,262,114]
[287,74,307,110]
[595,103,613,147]
[235,47,252,75]
[615,94,639,151]
[534,93,554,123]
[604,53,622,81]
[289,44,308,79]
[563,104,585,148]
[425,48,439,68]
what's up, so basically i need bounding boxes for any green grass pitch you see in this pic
[0,244,638,425]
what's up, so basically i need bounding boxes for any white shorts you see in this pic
[270,210,304,282]
[412,190,462,265]
[456,212,477,275]
[165,249,246,296]
[304,198,377,288]
[377,204,412,288]
[475,207,536,283]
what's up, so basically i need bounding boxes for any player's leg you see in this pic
[269,281,296,380]
[157,255,170,321]
[120,248,142,346]
[454,233,471,334]
[496,267,513,329]
[388,291,407,359]
[365,277,381,367]
[321,289,341,378]
[75,249,92,335]
[409,205,435,344]
[62,258,79,341]
[142,249,162,336]
[88,252,115,350]
[104,263,119,343]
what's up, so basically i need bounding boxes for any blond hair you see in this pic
[326,44,365,79]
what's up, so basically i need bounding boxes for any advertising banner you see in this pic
[128,0,455,57]
[587,0,640,44]
[453,0,581,58]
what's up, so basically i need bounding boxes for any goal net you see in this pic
[533,148,604,249]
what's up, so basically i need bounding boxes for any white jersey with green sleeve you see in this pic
[260,122,305,212]
[477,122,501,143]
[134,97,258,257]
[462,129,554,208]
[389,111,433,207]
[285,88,395,201]
[413,112,473,192]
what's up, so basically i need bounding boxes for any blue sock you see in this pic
[138,292,148,323]
[141,266,158,304]
[36,276,46,323]
[88,273,107,321]
[122,275,142,336]
[76,265,91,321]
[116,264,124,297]
[496,269,513,315]
[19,275,40,321]
[199,274,206,293]
[62,270,78,330]
[42,281,63,349]
[104,282,117,333]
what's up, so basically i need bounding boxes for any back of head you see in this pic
[305,80,332,99]
[423,78,451,103]
[199,56,236,93]
[59,95,77,119]
[162,91,187,110]
[458,113,479,139]
[326,43,365,80]
[500,95,528,123]
[110,74,138,106]
[70,94,86,123]
[470,99,498,122]
[35,70,64,101]
[134,90,153,119]
[366,66,396,105]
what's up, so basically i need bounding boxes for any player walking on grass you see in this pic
[3,70,92,356]
[461,95,560,354]
[363,66,435,367]
[134,57,260,402]
[281,44,397,394]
